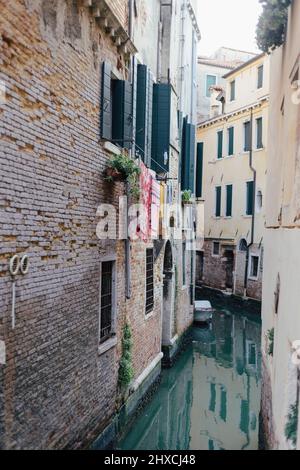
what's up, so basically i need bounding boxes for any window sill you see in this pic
[224,155,235,159]
[98,336,117,356]
[254,147,264,152]
[224,216,232,219]
[243,215,253,219]
[145,310,156,320]
[248,276,259,282]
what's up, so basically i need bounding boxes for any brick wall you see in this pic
[106,0,129,31]
[0,0,160,449]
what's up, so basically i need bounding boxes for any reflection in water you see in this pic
[117,308,261,451]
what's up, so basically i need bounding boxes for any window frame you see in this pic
[225,184,233,218]
[206,74,217,98]
[230,80,236,102]
[98,256,117,352]
[215,186,222,217]
[227,126,234,156]
[246,180,255,216]
[257,65,264,89]
[217,130,223,159]
[256,117,263,149]
[248,254,260,280]
[212,241,221,257]
[145,248,154,315]
[243,121,251,152]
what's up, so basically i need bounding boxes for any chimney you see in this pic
[209,86,224,118]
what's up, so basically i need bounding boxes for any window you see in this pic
[220,387,227,422]
[217,131,223,159]
[146,248,154,314]
[246,181,254,215]
[213,242,220,256]
[257,65,264,89]
[249,255,259,279]
[206,74,217,97]
[256,190,263,213]
[246,341,257,366]
[230,80,236,101]
[256,117,263,149]
[228,127,234,156]
[101,61,133,149]
[100,261,115,344]
[226,184,233,217]
[215,186,222,217]
[244,121,251,152]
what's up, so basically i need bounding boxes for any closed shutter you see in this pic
[256,118,263,149]
[196,142,203,198]
[151,83,171,173]
[244,121,251,151]
[136,64,147,161]
[181,122,196,192]
[101,61,112,140]
[228,127,234,156]
[217,130,223,159]
[226,184,233,217]
[112,80,133,149]
[216,186,221,217]
[146,70,153,168]
[246,181,254,215]
[257,65,264,89]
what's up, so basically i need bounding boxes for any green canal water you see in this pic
[117,297,262,451]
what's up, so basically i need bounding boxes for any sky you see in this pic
[197,0,263,56]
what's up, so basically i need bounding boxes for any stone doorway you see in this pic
[224,249,234,290]
[162,241,175,348]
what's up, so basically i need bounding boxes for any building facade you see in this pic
[0,0,200,449]
[197,53,270,301]
[261,0,300,450]
[197,47,257,123]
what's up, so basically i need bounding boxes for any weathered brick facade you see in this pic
[0,0,195,449]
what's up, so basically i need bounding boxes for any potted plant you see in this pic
[182,189,192,204]
[104,154,141,197]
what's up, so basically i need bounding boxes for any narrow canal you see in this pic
[117,294,262,451]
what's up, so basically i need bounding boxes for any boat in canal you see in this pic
[194,300,214,325]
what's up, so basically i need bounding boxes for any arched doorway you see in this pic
[162,241,175,348]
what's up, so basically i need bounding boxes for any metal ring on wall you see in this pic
[9,255,20,277]
[20,255,29,275]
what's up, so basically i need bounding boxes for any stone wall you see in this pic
[260,357,278,449]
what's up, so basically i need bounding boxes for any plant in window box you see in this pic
[104,154,141,198]
[182,189,192,204]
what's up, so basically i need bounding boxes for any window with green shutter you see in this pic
[256,117,263,149]
[257,65,264,89]
[246,181,254,215]
[112,79,133,149]
[244,121,251,152]
[215,186,221,217]
[217,131,223,159]
[135,65,153,167]
[226,184,233,217]
[228,127,234,156]
[196,142,203,198]
[181,120,196,192]
[151,83,171,173]
[230,80,236,101]
[101,61,112,140]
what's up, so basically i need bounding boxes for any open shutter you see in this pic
[246,181,254,215]
[188,124,196,193]
[217,130,223,159]
[226,185,233,217]
[136,64,147,160]
[228,127,234,156]
[101,61,112,140]
[216,187,221,217]
[181,123,196,192]
[146,69,153,168]
[112,80,133,149]
[196,142,203,198]
[151,83,171,173]
[244,122,251,151]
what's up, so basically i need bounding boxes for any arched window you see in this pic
[239,239,248,252]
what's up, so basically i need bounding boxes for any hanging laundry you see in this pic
[138,161,152,241]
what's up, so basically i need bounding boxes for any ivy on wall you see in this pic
[118,323,134,389]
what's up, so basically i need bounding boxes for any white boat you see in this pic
[194,300,214,324]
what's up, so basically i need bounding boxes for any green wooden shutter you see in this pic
[181,122,196,192]
[151,83,171,173]
[244,121,251,151]
[256,118,263,149]
[217,130,223,159]
[226,184,233,217]
[101,61,112,140]
[136,65,147,160]
[246,181,254,215]
[228,127,234,156]
[112,80,133,149]
[196,142,203,198]
[216,186,221,217]
[146,70,153,168]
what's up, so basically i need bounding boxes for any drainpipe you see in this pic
[244,108,256,296]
